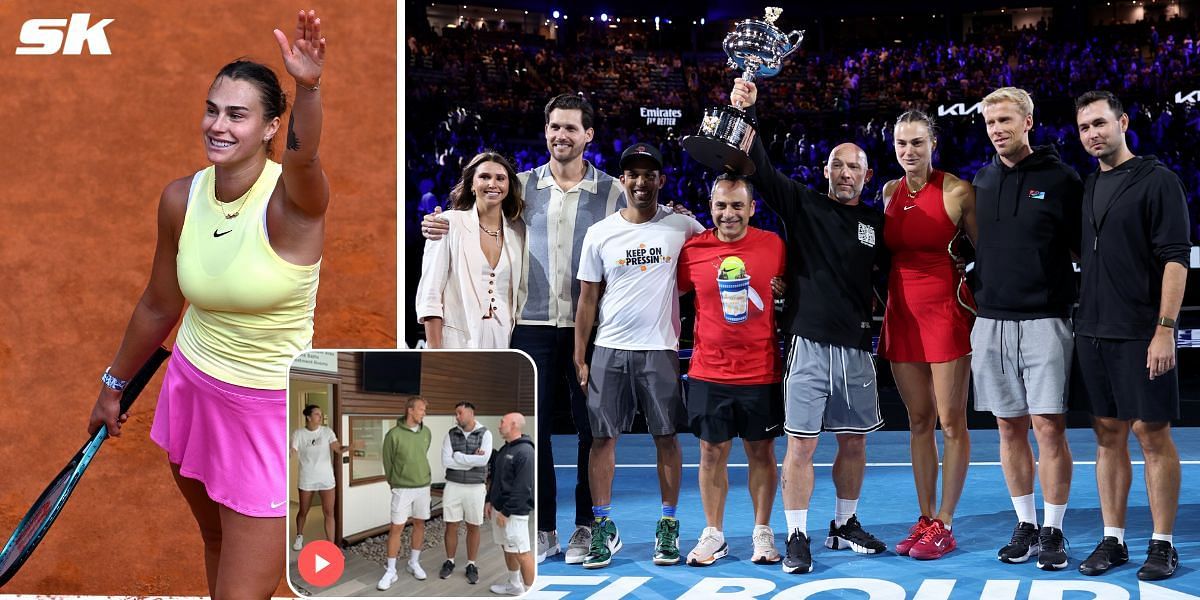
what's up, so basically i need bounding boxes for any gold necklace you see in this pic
[904,176,929,199]
[480,223,503,245]
[214,186,251,219]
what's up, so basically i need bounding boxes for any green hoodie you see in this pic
[382,421,432,488]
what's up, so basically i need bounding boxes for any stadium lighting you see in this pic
[616,18,621,23]
[553,10,560,18]
[701,17,706,25]
[654,15,660,31]
[601,13,608,22]
[590,16,594,21]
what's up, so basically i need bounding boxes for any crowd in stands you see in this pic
[405,13,1200,240]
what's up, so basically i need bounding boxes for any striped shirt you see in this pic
[517,161,625,327]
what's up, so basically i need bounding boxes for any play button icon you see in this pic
[298,540,344,587]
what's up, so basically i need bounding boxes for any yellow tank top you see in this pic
[175,161,320,389]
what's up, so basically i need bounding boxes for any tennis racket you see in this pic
[947,231,977,316]
[0,346,171,586]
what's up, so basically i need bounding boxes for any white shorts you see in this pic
[442,481,486,525]
[492,513,531,553]
[390,486,432,524]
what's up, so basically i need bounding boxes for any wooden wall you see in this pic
[337,351,534,417]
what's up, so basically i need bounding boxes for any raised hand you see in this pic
[273,10,326,89]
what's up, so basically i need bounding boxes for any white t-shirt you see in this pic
[577,205,704,350]
[291,426,338,491]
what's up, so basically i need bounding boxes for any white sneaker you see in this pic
[752,524,782,564]
[377,570,398,590]
[564,525,592,564]
[536,530,560,563]
[686,527,729,566]
[407,561,427,580]
[292,535,304,551]
[490,581,526,595]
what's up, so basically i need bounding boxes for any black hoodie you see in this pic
[487,434,534,517]
[1076,155,1192,340]
[972,145,1083,320]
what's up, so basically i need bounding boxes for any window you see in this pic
[348,416,399,485]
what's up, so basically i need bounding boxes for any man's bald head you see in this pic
[500,412,526,440]
[824,142,873,205]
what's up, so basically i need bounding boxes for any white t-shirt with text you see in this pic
[577,205,704,350]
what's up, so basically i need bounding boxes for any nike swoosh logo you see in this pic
[862,380,873,388]
[270,500,287,509]
[903,204,917,211]
[214,229,233,238]
[765,424,781,433]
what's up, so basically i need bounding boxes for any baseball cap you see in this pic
[619,143,664,171]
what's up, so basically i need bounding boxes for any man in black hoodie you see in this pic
[486,412,535,595]
[971,87,1082,571]
[1073,90,1190,581]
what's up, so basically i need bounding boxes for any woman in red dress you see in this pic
[880,110,978,560]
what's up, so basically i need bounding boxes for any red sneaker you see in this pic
[909,519,956,560]
[895,516,933,556]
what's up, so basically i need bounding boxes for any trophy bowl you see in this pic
[683,106,757,176]
[682,8,804,176]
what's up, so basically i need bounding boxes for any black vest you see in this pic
[445,425,488,484]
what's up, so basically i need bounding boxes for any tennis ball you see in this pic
[719,256,746,280]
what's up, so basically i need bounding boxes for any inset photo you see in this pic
[288,350,536,597]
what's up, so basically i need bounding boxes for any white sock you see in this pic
[410,549,422,565]
[1152,533,1174,545]
[386,557,397,571]
[1104,527,1125,544]
[1043,502,1067,530]
[467,560,476,566]
[785,509,808,535]
[445,557,454,565]
[834,497,858,527]
[1011,493,1037,526]
[509,568,521,585]
[703,526,725,541]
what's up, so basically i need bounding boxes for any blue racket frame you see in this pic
[0,346,170,586]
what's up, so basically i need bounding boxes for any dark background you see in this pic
[403,0,1200,431]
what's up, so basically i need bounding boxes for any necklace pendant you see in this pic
[225,212,239,219]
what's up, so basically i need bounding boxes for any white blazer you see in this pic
[415,208,526,348]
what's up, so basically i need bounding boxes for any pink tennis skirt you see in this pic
[150,347,287,518]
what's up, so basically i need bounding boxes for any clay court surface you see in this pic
[0,0,396,594]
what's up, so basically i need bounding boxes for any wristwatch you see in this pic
[1157,316,1177,329]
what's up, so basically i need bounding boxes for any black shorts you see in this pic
[1071,335,1180,422]
[685,378,783,444]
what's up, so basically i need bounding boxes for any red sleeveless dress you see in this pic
[879,170,973,363]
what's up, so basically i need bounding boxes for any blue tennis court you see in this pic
[533,429,1200,599]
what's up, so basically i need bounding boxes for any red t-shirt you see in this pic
[678,228,785,385]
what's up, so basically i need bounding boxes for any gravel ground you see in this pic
[347,517,461,565]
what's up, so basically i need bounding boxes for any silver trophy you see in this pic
[683,7,804,176]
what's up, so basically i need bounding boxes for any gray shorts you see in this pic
[783,336,883,437]
[588,346,682,437]
[971,317,1072,418]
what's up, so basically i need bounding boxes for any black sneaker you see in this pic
[997,522,1039,563]
[438,560,455,579]
[1137,540,1179,581]
[782,529,813,574]
[825,515,887,554]
[1037,526,1068,570]
[1079,536,1129,576]
[465,563,479,584]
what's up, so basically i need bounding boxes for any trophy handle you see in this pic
[781,30,805,58]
